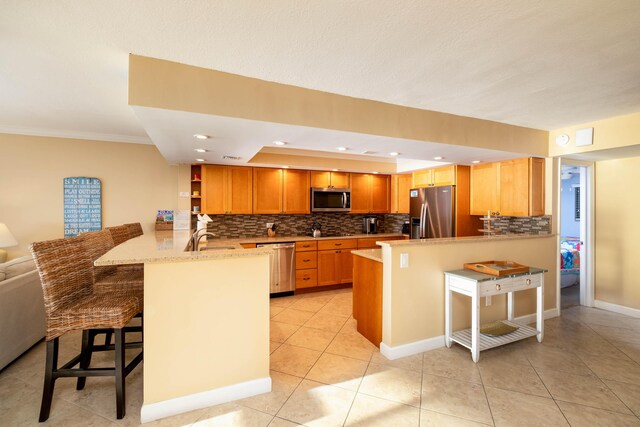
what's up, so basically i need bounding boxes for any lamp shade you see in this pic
[0,223,18,248]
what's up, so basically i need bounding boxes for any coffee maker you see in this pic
[363,217,380,234]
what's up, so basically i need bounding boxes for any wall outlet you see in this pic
[485,296,492,306]
[179,191,190,197]
[400,253,409,268]
[266,223,274,229]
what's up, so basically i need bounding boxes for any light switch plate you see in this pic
[400,253,409,268]
[179,191,190,197]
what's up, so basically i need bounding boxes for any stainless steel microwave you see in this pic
[311,188,351,212]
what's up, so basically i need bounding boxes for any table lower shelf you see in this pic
[450,320,539,352]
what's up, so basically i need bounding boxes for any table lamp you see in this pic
[0,223,18,263]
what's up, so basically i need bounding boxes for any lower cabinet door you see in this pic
[337,250,353,284]
[296,269,317,288]
[317,250,338,286]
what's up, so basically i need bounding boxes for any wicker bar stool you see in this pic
[76,229,143,298]
[30,237,143,421]
[124,222,143,238]
[106,225,130,246]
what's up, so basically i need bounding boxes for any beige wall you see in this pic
[129,55,549,157]
[594,157,640,310]
[383,236,557,347]
[549,111,640,157]
[144,256,270,404]
[0,133,183,258]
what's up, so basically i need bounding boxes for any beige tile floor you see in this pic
[2,289,640,426]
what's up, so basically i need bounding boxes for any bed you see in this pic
[561,237,580,288]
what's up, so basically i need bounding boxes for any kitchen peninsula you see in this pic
[95,230,273,423]
[352,233,557,360]
[95,230,406,422]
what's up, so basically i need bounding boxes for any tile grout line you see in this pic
[475,360,496,426]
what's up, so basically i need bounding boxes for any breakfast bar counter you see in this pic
[96,231,272,423]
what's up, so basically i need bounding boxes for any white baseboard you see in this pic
[514,307,560,325]
[140,376,271,423]
[379,307,560,361]
[380,335,445,360]
[595,300,640,318]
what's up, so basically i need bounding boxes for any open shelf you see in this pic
[450,320,539,352]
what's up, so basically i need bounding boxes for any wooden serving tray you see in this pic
[464,260,529,276]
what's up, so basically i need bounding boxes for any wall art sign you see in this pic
[63,177,102,237]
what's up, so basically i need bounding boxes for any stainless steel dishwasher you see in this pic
[256,242,296,295]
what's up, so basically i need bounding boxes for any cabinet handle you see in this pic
[496,284,502,291]
[303,277,310,281]
[526,278,531,286]
[303,259,310,262]
[302,244,310,247]
[335,243,342,246]
[336,250,342,254]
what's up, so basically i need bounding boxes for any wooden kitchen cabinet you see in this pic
[310,171,350,188]
[412,165,455,188]
[253,168,283,214]
[470,158,545,217]
[296,269,317,289]
[253,168,310,214]
[317,249,353,286]
[349,173,390,214]
[470,162,500,215]
[500,157,545,217]
[390,174,411,214]
[202,165,253,214]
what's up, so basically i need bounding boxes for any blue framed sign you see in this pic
[63,177,102,237]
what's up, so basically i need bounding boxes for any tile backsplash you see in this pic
[206,213,410,238]
[485,215,552,235]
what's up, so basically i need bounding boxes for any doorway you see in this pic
[559,160,594,309]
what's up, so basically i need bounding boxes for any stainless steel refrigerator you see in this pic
[409,186,455,239]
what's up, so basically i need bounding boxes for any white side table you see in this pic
[444,267,546,362]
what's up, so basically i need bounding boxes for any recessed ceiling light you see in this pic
[273,141,287,146]
[195,158,206,162]
[434,156,444,160]
[194,148,208,153]
[389,152,400,156]
[336,146,348,151]
[472,160,481,164]
[193,134,210,140]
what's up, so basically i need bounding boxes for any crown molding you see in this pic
[0,125,152,145]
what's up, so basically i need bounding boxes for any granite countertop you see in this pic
[351,249,382,262]
[204,232,406,248]
[378,233,554,247]
[95,230,272,265]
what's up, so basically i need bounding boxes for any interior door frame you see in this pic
[558,158,595,308]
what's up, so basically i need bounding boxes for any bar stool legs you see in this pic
[39,338,58,422]
[38,327,142,422]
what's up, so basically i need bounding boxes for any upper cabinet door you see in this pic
[470,162,499,215]
[202,165,227,214]
[330,172,350,188]
[310,171,331,188]
[412,169,433,188]
[499,158,530,217]
[253,168,283,214]
[392,174,412,214]
[432,166,456,187]
[350,173,372,213]
[227,166,253,214]
[283,169,310,214]
[370,174,390,213]
[529,158,545,216]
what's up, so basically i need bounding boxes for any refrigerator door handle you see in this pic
[420,203,427,238]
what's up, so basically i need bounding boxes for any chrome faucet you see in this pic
[191,229,216,251]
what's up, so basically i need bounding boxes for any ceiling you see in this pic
[2,1,640,166]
